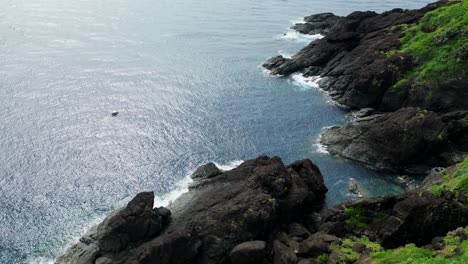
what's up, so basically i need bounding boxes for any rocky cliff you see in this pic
[264,0,467,174]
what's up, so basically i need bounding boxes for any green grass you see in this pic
[389,0,468,89]
[344,207,368,230]
[428,157,468,198]
[370,227,468,264]
[327,236,383,263]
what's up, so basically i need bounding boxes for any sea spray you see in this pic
[153,159,244,208]
[278,30,323,43]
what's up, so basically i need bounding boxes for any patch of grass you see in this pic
[329,236,383,263]
[329,242,360,263]
[344,207,368,230]
[371,244,433,264]
[388,1,468,89]
[371,226,468,264]
[317,253,329,263]
[428,157,468,198]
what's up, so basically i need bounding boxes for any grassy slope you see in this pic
[390,0,468,89]
[314,158,468,264]
[371,227,468,264]
[429,157,468,198]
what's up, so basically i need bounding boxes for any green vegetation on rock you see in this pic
[344,207,368,230]
[428,157,468,198]
[371,227,468,264]
[318,228,468,264]
[390,0,468,88]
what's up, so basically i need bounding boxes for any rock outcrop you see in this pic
[264,0,467,174]
[56,156,328,264]
[320,108,468,174]
[264,0,464,112]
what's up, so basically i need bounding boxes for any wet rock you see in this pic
[191,162,222,179]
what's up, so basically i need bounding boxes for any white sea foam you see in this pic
[214,160,244,171]
[291,74,322,89]
[153,175,193,208]
[278,30,323,43]
[278,50,292,59]
[28,216,105,264]
[153,159,244,207]
[314,134,329,154]
[32,160,245,264]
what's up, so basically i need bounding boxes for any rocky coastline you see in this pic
[56,156,468,264]
[55,1,467,263]
[264,0,467,174]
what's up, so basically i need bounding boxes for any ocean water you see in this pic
[0,0,433,263]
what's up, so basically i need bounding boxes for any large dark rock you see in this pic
[56,156,327,264]
[320,107,467,174]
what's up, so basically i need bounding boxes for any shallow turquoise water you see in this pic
[0,0,432,263]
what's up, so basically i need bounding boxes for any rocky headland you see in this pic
[264,0,467,174]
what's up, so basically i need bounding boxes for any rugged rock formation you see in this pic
[56,156,328,264]
[264,0,467,174]
[264,0,464,112]
[320,108,468,174]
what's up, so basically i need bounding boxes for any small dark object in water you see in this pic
[112,111,119,116]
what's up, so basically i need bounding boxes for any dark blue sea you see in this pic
[0,0,432,263]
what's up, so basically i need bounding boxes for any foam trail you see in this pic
[214,160,244,171]
[278,50,292,59]
[34,160,245,264]
[28,216,105,264]
[278,30,323,43]
[314,134,329,154]
[154,175,193,208]
[291,74,322,89]
[153,160,244,208]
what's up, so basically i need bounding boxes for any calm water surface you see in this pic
[0,0,432,262]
